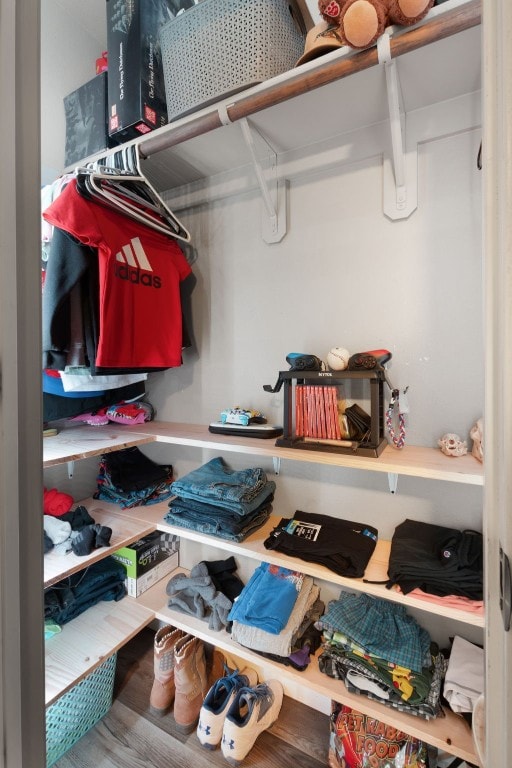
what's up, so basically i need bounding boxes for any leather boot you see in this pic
[173,635,207,732]
[173,635,226,733]
[149,625,185,715]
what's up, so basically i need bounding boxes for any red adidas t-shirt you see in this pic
[43,179,192,368]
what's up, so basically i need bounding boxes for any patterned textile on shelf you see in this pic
[317,592,431,673]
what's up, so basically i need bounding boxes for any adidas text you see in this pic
[114,263,162,288]
[114,237,162,288]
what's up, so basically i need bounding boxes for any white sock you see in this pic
[44,514,72,545]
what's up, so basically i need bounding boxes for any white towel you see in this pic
[443,635,484,713]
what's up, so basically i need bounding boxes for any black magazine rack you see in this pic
[263,369,387,457]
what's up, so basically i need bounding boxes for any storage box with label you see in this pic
[63,72,109,167]
[106,0,173,142]
[112,531,179,597]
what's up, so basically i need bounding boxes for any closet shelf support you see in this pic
[239,117,287,243]
[388,472,399,493]
[378,33,418,221]
[67,461,75,479]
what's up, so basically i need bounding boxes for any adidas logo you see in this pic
[114,237,162,288]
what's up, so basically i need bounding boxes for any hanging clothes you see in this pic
[42,226,96,371]
[42,178,192,370]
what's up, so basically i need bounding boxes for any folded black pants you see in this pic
[263,510,378,577]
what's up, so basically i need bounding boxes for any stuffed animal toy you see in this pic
[318,0,435,50]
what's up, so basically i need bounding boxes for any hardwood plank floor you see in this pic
[52,627,330,768]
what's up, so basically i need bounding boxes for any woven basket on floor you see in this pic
[46,653,117,767]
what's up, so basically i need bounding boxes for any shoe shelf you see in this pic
[122,500,484,629]
[130,421,484,486]
[136,572,479,767]
[44,597,154,707]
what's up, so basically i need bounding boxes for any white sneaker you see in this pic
[197,667,258,749]
[221,680,284,765]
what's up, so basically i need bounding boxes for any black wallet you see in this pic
[344,404,371,440]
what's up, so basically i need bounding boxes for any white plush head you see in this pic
[327,347,350,371]
[438,433,468,457]
[470,418,484,463]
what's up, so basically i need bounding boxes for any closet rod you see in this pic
[138,0,481,159]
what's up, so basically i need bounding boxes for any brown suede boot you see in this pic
[149,625,185,715]
[173,635,208,733]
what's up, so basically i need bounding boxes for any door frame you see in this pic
[0,0,46,765]
[0,1,510,766]
[482,1,512,766]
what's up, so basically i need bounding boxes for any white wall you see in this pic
[146,128,482,499]
[41,0,106,182]
[134,122,483,647]
[149,131,483,445]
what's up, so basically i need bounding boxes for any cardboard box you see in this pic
[106,0,174,142]
[63,72,110,167]
[112,531,179,597]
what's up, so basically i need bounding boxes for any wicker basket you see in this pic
[46,654,117,767]
[160,0,307,121]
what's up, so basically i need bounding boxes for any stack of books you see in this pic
[295,385,351,445]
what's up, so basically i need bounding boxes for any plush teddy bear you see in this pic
[318,0,435,50]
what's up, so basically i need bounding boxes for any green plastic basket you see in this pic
[46,653,117,767]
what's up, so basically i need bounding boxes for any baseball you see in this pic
[327,347,350,371]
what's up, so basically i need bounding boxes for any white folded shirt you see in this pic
[443,634,484,713]
[59,370,147,392]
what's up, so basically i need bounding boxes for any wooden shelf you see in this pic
[45,597,154,707]
[44,502,155,588]
[130,421,484,486]
[123,501,484,629]
[138,0,481,187]
[43,420,484,484]
[69,2,481,195]
[43,423,156,468]
[42,415,483,754]
[137,575,479,767]
[44,500,157,706]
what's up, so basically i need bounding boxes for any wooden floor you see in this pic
[53,627,330,768]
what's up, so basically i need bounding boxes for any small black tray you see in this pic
[208,422,283,439]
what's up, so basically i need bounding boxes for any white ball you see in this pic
[327,347,350,371]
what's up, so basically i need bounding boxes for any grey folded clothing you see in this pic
[166,562,233,631]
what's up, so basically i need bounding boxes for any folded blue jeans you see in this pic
[168,492,274,531]
[164,504,271,542]
[170,457,275,515]
[44,557,126,625]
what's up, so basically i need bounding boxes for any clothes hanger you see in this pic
[86,174,182,239]
[75,145,191,244]
[77,149,190,242]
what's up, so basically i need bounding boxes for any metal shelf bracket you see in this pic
[239,117,287,243]
[388,472,399,493]
[67,460,75,479]
[378,33,418,220]
[272,457,281,475]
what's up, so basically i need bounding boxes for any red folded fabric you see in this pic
[43,486,74,517]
